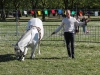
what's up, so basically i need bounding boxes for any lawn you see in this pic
[0,21,100,75]
[0,41,100,75]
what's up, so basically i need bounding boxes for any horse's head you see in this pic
[14,45,24,61]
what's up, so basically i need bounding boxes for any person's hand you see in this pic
[75,30,79,33]
[51,32,55,35]
[86,19,90,23]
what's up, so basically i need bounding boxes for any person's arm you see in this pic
[52,21,64,35]
[55,23,64,33]
[75,18,89,26]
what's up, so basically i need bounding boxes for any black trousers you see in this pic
[64,32,75,58]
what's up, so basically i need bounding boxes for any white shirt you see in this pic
[54,16,85,33]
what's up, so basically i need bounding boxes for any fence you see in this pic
[43,25,100,43]
[0,25,100,45]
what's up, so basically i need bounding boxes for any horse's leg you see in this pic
[21,55,25,61]
[21,47,28,61]
[30,42,38,59]
[24,47,28,55]
[37,41,41,54]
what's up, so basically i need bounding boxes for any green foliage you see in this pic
[1,0,100,10]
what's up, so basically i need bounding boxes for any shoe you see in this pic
[68,56,71,58]
[72,57,75,59]
[67,56,71,59]
[72,55,75,59]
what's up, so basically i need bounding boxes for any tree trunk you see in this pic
[63,0,68,9]
[41,0,46,21]
[1,1,6,21]
[1,9,6,21]
[42,10,45,21]
[31,0,39,18]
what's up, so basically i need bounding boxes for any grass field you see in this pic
[0,21,100,75]
[0,42,100,75]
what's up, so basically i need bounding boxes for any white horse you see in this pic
[14,18,44,61]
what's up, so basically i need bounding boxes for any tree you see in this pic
[41,0,47,21]
[29,0,39,18]
[63,0,68,9]
[0,0,6,21]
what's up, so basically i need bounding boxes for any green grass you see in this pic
[0,42,100,75]
[0,21,100,75]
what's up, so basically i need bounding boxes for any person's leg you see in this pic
[84,26,86,33]
[70,33,75,58]
[83,25,86,33]
[64,32,71,57]
[78,26,79,32]
[83,26,85,33]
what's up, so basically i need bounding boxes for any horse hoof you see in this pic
[21,59,24,61]
[38,52,41,55]
[30,56,35,59]
[30,57,33,59]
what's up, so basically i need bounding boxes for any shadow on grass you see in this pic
[27,57,67,60]
[0,54,16,62]
[35,57,61,60]
[40,42,65,47]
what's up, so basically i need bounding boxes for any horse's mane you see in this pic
[16,28,34,45]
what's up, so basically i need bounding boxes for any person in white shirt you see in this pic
[51,10,89,59]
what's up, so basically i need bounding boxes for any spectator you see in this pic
[79,10,83,16]
[75,16,80,34]
[81,16,89,33]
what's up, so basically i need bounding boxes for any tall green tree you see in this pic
[29,0,39,17]
[11,0,24,10]
[63,0,68,9]
[0,0,6,21]
[41,0,47,21]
